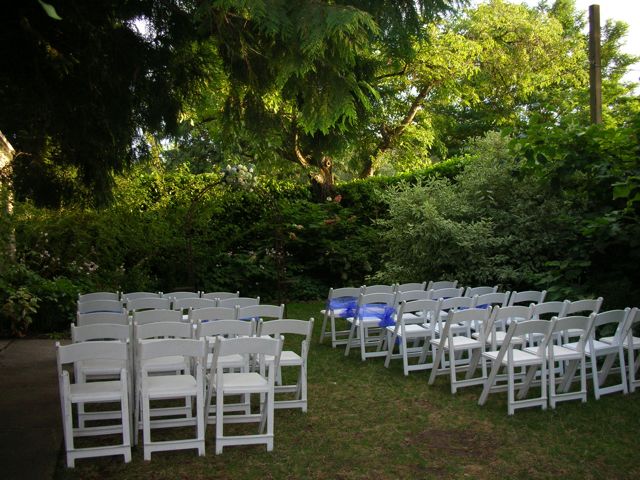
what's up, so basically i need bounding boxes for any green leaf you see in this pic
[38,0,62,20]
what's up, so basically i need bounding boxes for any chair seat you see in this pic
[386,324,432,337]
[265,351,301,366]
[207,353,245,369]
[483,348,543,366]
[430,336,482,350]
[321,308,351,317]
[142,355,187,373]
[144,375,198,396]
[279,350,302,366]
[601,335,640,348]
[346,316,388,327]
[401,312,427,322]
[565,339,617,355]
[218,372,269,394]
[472,331,525,346]
[526,345,581,361]
[69,380,124,403]
[78,359,127,376]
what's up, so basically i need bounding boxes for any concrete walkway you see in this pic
[0,339,64,480]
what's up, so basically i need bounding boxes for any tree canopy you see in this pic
[1,0,637,205]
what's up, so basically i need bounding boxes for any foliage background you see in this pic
[2,117,639,336]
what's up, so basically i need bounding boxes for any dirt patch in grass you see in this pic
[406,427,498,460]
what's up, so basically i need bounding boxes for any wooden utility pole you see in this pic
[589,4,602,124]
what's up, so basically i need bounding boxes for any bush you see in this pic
[373,132,580,293]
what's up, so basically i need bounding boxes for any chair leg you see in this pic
[507,360,515,415]
[428,343,444,386]
[266,390,274,452]
[629,347,638,393]
[319,312,329,344]
[215,388,224,455]
[120,388,132,463]
[448,348,457,394]
[344,321,356,356]
[591,354,601,400]
[384,330,395,368]
[478,360,501,406]
[300,363,308,412]
[549,357,557,409]
[359,325,367,361]
[63,397,75,468]
[196,386,205,456]
[142,393,152,461]
[402,337,410,376]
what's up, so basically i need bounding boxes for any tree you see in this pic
[184,0,461,200]
[1,0,213,206]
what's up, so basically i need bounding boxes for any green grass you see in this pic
[55,301,640,479]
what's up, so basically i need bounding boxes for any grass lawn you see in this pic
[55,301,640,479]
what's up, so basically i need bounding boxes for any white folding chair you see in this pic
[201,291,240,301]
[188,306,238,324]
[427,280,458,290]
[70,323,133,431]
[362,284,396,294]
[127,296,171,314]
[161,291,200,300]
[196,319,256,420]
[561,297,603,343]
[427,286,464,301]
[428,307,491,393]
[258,318,314,411]
[122,291,161,301]
[133,308,182,326]
[76,309,128,327]
[507,290,547,307]
[610,308,640,392]
[432,295,475,337]
[472,305,533,351]
[138,338,207,460]
[237,304,284,322]
[78,291,120,302]
[206,336,282,454]
[344,292,398,361]
[396,289,431,303]
[217,296,261,308]
[133,320,195,442]
[56,341,131,467]
[385,299,441,375]
[172,297,217,320]
[565,309,630,399]
[319,287,361,347]
[464,285,499,297]
[77,299,123,314]
[478,319,554,415]
[122,292,161,309]
[395,282,427,293]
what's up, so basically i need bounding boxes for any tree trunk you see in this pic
[309,155,335,202]
[0,131,16,261]
[360,86,430,178]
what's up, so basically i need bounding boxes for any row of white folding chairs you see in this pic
[78,290,241,303]
[393,300,637,415]
[320,285,513,353]
[476,306,639,414]
[385,295,604,375]
[59,316,314,466]
[342,291,511,362]
[319,282,549,348]
[77,294,255,315]
[76,303,283,330]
